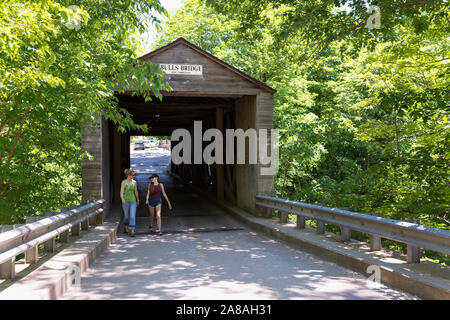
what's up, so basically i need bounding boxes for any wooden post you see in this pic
[44,237,56,253]
[280,211,288,224]
[407,244,421,263]
[406,219,421,263]
[113,123,122,204]
[89,214,97,226]
[0,258,15,279]
[296,215,306,229]
[72,223,81,236]
[216,107,224,201]
[96,210,104,225]
[124,134,130,171]
[60,230,70,243]
[81,218,89,231]
[25,246,39,264]
[316,203,326,234]
[338,208,351,242]
[340,227,351,241]
[316,220,325,234]
[369,213,382,251]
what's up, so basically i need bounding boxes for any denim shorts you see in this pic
[148,197,162,208]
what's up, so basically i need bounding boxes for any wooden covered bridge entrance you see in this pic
[81,38,276,215]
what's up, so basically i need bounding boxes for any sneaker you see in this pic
[149,226,153,232]
[158,231,163,236]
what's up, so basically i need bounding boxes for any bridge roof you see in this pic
[138,37,276,94]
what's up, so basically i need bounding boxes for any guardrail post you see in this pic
[89,214,97,226]
[0,258,15,279]
[25,246,39,264]
[279,211,288,224]
[44,237,56,253]
[406,219,421,263]
[81,217,89,231]
[338,208,351,242]
[256,203,272,219]
[315,203,325,234]
[340,227,351,241]
[60,230,70,243]
[72,223,81,236]
[96,206,104,225]
[296,215,305,229]
[316,220,325,234]
[408,244,421,263]
[368,213,382,251]
[80,206,91,231]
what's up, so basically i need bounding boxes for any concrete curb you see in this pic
[0,221,118,300]
[212,199,450,300]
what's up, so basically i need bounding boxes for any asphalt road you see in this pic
[60,149,418,300]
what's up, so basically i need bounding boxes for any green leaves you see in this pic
[0,0,169,223]
[153,0,449,244]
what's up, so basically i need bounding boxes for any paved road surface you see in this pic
[61,148,418,300]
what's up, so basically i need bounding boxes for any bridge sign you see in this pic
[159,63,203,76]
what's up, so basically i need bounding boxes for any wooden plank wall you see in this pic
[145,43,263,96]
[81,41,275,215]
[234,95,257,213]
[101,118,111,214]
[81,117,103,203]
[254,91,275,216]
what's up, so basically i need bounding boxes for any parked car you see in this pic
[148,138,158,148]
[134,141,145,150]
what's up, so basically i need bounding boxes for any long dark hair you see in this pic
[148,176,161,196]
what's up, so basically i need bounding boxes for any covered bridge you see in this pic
[81,37,275,216]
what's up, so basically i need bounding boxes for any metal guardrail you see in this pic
[0,200,104,279]
[255,195,450,263]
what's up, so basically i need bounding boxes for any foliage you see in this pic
[0,0,171,223]
[154,0,449,263]
[206,0,449,57]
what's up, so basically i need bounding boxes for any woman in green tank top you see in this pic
[120,168,139,236]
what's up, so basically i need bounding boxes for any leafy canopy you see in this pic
[0,0,171,222]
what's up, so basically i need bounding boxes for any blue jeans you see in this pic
[122,201,137,230]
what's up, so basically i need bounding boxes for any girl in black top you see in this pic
[145,174,172,235]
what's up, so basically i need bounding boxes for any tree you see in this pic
[206,0,449,57]
[0,0,171,223]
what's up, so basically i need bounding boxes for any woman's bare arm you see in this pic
[146,184,150,204]
[134,180,139,205]
[120,180,125,204]
[161,184,172,209]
